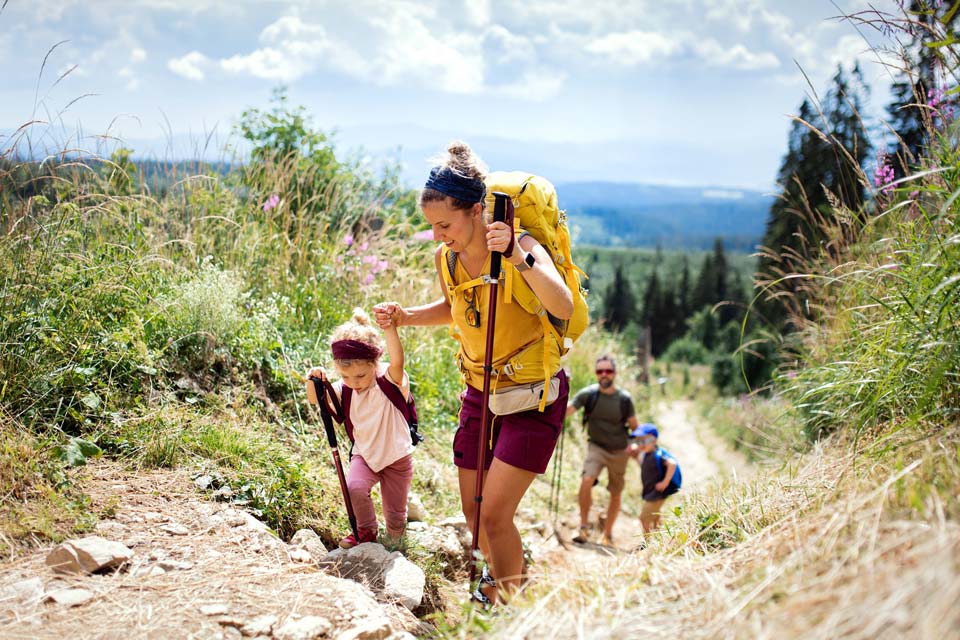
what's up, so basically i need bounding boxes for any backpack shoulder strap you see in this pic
[340,385,355,444]
[375,375,422,446]
[375,375,412,424]
[583,386,601,423]
[619,392,631,427]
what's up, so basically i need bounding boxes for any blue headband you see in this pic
[424,166,485,203]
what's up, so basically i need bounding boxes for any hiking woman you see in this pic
[374,141,572,604]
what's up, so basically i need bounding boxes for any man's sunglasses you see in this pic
[595,368,615,375]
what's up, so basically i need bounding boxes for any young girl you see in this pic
[308,306,414,548]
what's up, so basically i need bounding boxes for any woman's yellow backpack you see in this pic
[440,171,589,409]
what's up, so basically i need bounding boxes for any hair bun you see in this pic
[351,307,371,326]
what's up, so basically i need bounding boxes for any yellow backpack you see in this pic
[440,171,589,410]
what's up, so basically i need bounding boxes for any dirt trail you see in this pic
[654,399,750,487]
[528,399,750,572]
[0,463,427,640]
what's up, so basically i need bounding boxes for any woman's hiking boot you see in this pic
[339,528,377,549]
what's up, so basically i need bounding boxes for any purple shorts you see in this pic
[453,370,569,475]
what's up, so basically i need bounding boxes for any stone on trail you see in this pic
[241,614,277,636]
[199,603,230,616]
[382,555,425,611]
[45,587,95,607]
[159,522,190,536]
[322,542,425,611]
[273,615,333,640]
[0,576,44,604]
[338,619,393,640]
[45,537,133,574]
[290,528,328,561]
[405,493,427,522]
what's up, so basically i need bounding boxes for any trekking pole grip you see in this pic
[310,376,338,448]
[490,191,509,280]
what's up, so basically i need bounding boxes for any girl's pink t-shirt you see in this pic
[332,363,414,473]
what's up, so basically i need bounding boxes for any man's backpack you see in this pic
[654,447,682,493]
[324,376,423,450]
[440,172,589,410]
[582,386,632,427]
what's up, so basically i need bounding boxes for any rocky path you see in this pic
[0,463,449,640]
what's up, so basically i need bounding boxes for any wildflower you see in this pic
[344,234,354,247]
[359,241,369,252]
[364,273,375,285]
[874,157,896,195]
[362,255,378,265]
[377,260,388,272]
[262,193,280,213]
[413,229,434,242]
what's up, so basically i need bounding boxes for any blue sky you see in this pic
[0,0,900,190]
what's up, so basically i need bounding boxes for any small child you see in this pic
[629,424,680,535]
[307,305,414,548]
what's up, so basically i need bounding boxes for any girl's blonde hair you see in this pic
[330,308,382,365]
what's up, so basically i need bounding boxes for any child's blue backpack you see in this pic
[655,447,682,494]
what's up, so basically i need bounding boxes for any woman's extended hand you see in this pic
[485,221,516,258]
[373,302,403,329]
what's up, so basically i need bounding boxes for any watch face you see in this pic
[524,252,536,267]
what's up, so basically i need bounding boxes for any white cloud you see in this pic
[167,51,211,81]
[131,47,147,63]
[694,39,780,71]
[211,10,561,99]
[585,30,682,66]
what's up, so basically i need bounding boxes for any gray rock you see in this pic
[323,543,424,611]
[159,522,190,536]
[158,560,194,571]
[290,528,328,560]
[288,548,313,563]
[405,493,427,522]
[1,576,44,604]
[45,537,133,574]
[406,524,464,560]
[436,516,472,551]
[45,587,95,607]
[273,615,332,640]
[338,619,393,640]
[194,474,214,490]
[382,555,425,611]
[240,614,277,636]
[200,603,230,616]
[386,633,417,640]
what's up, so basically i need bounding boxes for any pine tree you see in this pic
[886,1,957,175]
[602,264,637,332]
[678,255,692,318]
[691,253,715,312]
[758,64,872,327]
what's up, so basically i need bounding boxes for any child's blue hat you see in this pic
[630,423,658,439]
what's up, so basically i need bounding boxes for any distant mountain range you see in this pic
[556,181,774,251]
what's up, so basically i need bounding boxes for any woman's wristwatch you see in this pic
[513,251,536,272]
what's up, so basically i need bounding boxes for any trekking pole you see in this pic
[469,191,512,586]
[309,376,359,541]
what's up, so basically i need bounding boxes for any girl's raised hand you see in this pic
[373,302,402,329]
[306,366,328,382]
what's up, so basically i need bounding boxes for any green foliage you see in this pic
[662,337,710,365]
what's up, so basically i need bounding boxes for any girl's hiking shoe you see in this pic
[339,528,377,549]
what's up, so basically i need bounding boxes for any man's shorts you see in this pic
[582,442,630,493]
[453,370,569,475]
